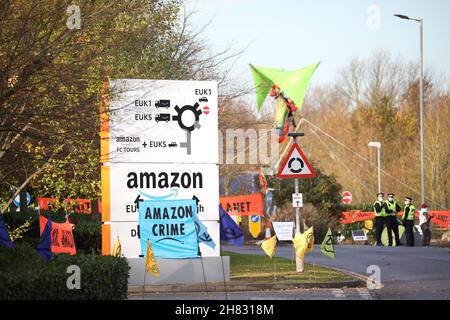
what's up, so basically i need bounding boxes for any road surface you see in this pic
[223,244,450,300]
[132,244,450,300]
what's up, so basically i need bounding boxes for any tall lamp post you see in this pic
[368,142,382,193]
[394,14,425,205]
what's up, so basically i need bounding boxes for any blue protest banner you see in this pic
[0,214,14,250]
[195,216,216,250]
[139,199,199,258]
[219,204,245,246]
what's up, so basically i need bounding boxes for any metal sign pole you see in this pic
[289,133,305,273]
[295,178,300,235]
[294,177,304,272]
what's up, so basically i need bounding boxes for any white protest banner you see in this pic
[272,221,294,241]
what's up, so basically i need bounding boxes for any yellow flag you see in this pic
[364,220,374,231]
[145,239,160,277]
[292,227,314,259]
[261,235,277,258]
[112,237,121,257]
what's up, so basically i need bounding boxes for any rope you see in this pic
[309,128,375,196]
[226,112,304,172]
[302,118,448,210]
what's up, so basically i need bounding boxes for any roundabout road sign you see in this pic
[277,143,316,178]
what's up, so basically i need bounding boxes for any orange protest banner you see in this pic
[340,210,422,224]
[220,193,264,216]
[39,216,76,255]
[37,197,100,214]
[429,211,450,229]
[339,211,375,224]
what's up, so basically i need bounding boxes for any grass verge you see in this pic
[224,251,354,284]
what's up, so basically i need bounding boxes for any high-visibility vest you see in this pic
[402,205,416,221]
[384,200,398,216]
[373,201,385,217]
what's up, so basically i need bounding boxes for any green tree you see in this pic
[268,165,344,242]
[1,0,243,211]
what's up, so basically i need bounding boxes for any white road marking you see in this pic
[331,289,346,299]
[356,288,371,300]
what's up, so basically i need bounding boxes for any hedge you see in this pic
[0,244,130,300]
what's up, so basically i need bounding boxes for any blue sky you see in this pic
[185,0,450,87]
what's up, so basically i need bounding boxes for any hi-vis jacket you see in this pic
[402,205,416,221]
[385,200,402,217]
[373,201,386,217]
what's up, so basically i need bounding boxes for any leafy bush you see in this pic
[266,166,344,242]
[73,221,101,254]
[0,244,130,300]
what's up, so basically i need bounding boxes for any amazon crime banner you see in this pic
[138,199,199,258]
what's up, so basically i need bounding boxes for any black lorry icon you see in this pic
[168,142,178,147]
[155,113,171,122]
[155,100,170,108]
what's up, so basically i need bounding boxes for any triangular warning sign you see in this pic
[277,143,316,178]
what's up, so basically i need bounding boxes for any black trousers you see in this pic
[404,220,415,246]
[420,223,431,246]
[375,216,385,245]
[385,216,401,246]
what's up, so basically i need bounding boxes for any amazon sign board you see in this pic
[101,80,220,259]
[103,163,219,222]
[103,79,218,164]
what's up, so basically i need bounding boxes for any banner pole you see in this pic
[313,263,316,281]
[274,255,277,281]
[291,245,294,265]
[220,254,228,300]
[199,249,208,292]
[142,258,147,300]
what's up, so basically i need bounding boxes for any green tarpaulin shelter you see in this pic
[250,61,320,111]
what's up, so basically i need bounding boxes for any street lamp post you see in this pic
[394,14,425,204]
[368,142,382,193]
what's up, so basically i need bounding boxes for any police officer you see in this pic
[373,192,386,246]
[384,193,403,246]
[402,197,416,247]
